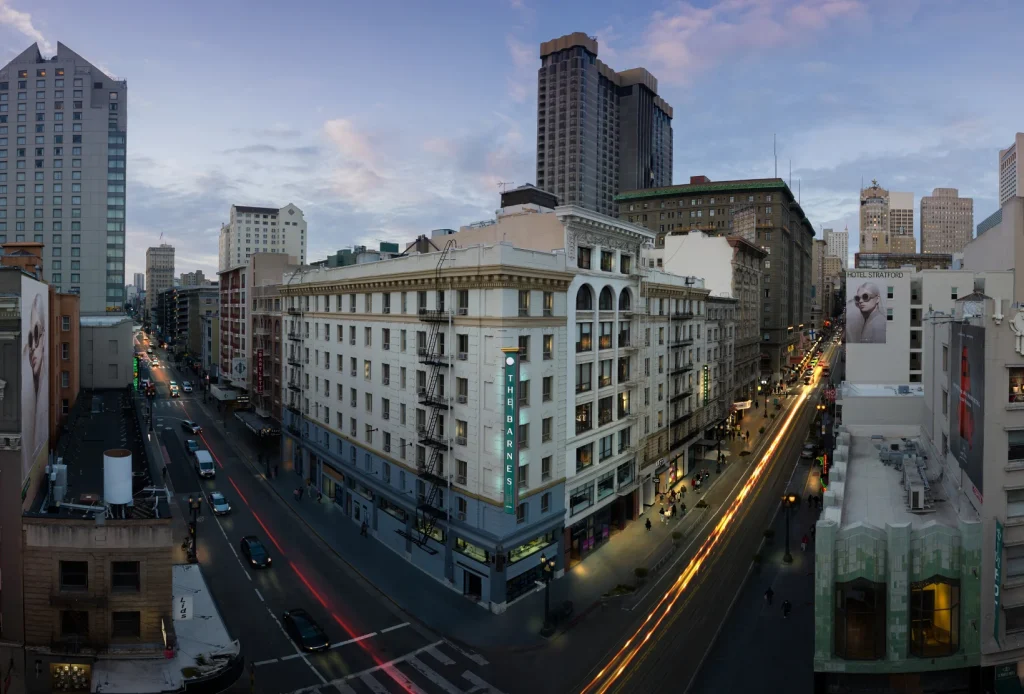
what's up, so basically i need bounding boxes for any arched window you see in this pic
[834,578,886,660]
[618,289,632,312]
[598,286,615,311]
[576,285,594,311]
[909,576,960,658]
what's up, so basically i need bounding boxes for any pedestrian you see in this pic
[672,503,678,518]
[659,507,666,524]
[764,587,774,606]
[162,465,168,483]
[801,534,809,552]
[273,464,279,478]
[810,524,816,541]
[297,487,304,501]
[317,490,323,503]
[808,494,814,508]
[360,520,369,537]
[782,600,792,618]
[645,517,652,532]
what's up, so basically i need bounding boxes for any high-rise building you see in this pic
[860,180,890,252]
[618,175,815,379]
[824,227,849,269]
[999,132,1024,206]
[145,244,174,321]
[1,43,128,313]
[920,188,974,254]
[889,191,916,253]
[218,204,306,272]
[134,272,145,292]
[811,238,827,329]
[179,270,208,286]
[535,33,673,217]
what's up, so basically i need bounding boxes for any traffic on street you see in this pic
[133,331,505,694]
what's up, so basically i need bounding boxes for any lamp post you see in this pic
[187,495,202,563]
[782,494,798,563]
[539,553,557,634]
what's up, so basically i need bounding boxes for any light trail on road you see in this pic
[580,360,830,694]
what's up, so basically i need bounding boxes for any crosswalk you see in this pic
[283,640,505,694]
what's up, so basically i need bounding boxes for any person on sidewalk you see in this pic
[645,517,652,532]
[659,507,666,524]
[801,534,809,552]
[810,524,817,541]
[360,520,369,537]
[782,600,792,619]
[765,587,774,606]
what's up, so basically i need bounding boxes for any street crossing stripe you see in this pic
[463,671,508,694]
[380,621,410,633]
[330,631,376,649]
[425,644,455,665]
[408,655,464,694]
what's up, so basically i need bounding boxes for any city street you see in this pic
[135,334,505,694]
[567,341,839,694]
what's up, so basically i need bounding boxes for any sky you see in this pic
[2,0,1022,279]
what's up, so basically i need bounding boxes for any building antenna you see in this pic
[774,134,777,178]
[497,181,514,194]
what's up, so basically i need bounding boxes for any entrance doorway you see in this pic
[463,571,482,600]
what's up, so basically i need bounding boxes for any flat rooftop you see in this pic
[28,390,169,519]
[841,426,965,530]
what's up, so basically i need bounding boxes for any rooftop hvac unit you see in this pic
[52,462,68,505]
[103,448,133,505]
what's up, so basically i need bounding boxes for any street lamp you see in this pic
[782,494,798,564]
[539,553,557,635]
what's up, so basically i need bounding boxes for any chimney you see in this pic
[689,175,711,185]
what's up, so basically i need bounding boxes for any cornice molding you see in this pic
[281,265,574,296]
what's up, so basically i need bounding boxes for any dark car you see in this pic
[181,420,202,434]
[282,608,329,652]
[239,536,272,569]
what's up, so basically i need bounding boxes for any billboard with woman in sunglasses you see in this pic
[21,276,49,486]
[845,280,886,344]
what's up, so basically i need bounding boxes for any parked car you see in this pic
[181,420,202,434]
[282,608,329,652]
[240,536,272,568]
[185,439,200,453]
[208,491,231,515]
[182,381,194,393]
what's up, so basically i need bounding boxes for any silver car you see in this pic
[208,491,231,515]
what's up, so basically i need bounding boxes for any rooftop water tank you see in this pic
[103,448,133,505]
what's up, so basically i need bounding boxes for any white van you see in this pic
[194,450,216,479]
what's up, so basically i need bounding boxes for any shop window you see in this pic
[909,576,959,657]
[834,578,886,660]
[1010,367,1024,403]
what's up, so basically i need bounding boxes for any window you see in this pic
[518,335,530,361]
[942,345,948,372]
[61,342,69,359]
[518,290,530,316]
[61,610,89,638]
[543,291,553,316]
[1010,431,1024,462]
[542,455,552,482]
[543,334,553,359]
[59,560,88,590]
[542,417,552,442]
[1010,367,1024,403]
[833,579,886,660]
[887,286,894,300]
[518,422,529,449]
[519,379,530,406]
[578,246,592,269]
[541,492,550,513]
[111,611,141,639]
[575,442,593,472]
[575,362,592,393]
[576,322,592,352]
[1007,545,1024,580]
[909,577,959,657]
[1009,489,1024,518]
[457,459,468,485]
[516,502,527,524]
[543,375,553,402]
[519,464,528,490]
[456,420,467,446]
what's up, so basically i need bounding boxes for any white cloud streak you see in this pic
[0,0,53,55]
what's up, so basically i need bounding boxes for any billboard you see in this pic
[950,323,985,497]
[845,274,888,344]
[231,357,248,382]
[21,276,49,491]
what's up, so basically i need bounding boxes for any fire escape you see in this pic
[415,241,454,547]
[285,288,305,437]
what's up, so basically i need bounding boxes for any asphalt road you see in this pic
[572,340,840,694]
[133,333,504,694]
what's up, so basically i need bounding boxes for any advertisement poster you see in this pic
[21,276,49,493]
[950,323,985,496]
[845,275,887,344]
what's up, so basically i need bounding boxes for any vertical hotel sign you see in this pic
[256,349,264,394]
[995,519,1004,645]
[502,347,520,514]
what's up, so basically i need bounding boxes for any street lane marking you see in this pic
[408,655,463,694]
[443,639,488,665]
[462,671,507,694]
[281,653,304,661]
[360,673,390,694]
[255,588,264,603]
[380,622,409,634]
[330,632,376,649]
[333,684,358,694]
[425,645,454,665]
[253,658,279,667]
[290,640,443,694]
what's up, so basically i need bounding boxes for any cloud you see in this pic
[506,35,535,104]
[642,0,865,83]
[0,0,53,56]
[222,144,321,157]
[255,124,302,139]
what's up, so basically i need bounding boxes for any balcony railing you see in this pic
[670,363,695,375]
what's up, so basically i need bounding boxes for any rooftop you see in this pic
[80,314,132,327]
[837,426,973,531]
[28,390,169,520]
[90,564,239,693]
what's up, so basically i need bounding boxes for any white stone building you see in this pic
[218,204,306,272]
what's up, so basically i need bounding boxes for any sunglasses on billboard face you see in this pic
[854,293,876,302]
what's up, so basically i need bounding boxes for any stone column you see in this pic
[887,522,911,661]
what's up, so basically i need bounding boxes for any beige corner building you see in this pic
[889,191,916,253]
[859,180,891,252]
[921,188,974,255]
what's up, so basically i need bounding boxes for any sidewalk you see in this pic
[188,359,797,652]
[688,453,822,694]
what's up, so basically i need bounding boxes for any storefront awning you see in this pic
[695,439,718,447]
[234,410,281,437]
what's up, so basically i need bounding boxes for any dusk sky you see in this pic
[2,0,1021,279]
